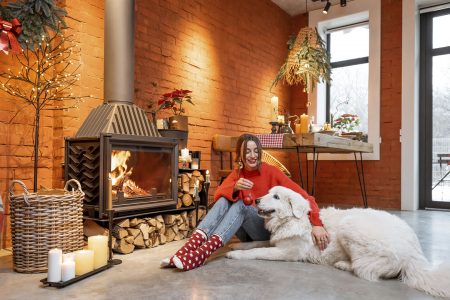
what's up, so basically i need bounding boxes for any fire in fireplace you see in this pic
[110,146,173,202]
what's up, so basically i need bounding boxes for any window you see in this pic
[326,23,369,133]
[308,0,381,160]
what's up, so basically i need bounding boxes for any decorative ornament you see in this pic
[0,18,22,54]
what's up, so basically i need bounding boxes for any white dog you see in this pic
[226,186,450,298]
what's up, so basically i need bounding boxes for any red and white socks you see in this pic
[173,234,223,271]
[160,229,207,268]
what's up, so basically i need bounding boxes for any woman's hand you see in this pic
[233,178,254,192]
[311,226,330,251]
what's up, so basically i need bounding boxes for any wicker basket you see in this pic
[8,179,85,273]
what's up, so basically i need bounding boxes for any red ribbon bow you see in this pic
[0,18,22,54]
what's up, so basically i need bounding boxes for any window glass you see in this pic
[433,14,450,49]
[330,63,369,133]
[329,24,369,62]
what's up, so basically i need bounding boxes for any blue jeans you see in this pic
[197,197,270,244]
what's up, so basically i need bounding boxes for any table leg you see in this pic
[354,152,368,208]
[312,151,319,196]
[296,146,304,188]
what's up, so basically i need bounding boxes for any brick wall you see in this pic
[134,0,292,200]
[1,0,404,248]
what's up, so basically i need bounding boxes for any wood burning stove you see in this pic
[65,134,178,219]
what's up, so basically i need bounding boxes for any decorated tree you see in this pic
[0,0,89,191]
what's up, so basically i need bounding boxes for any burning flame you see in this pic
[111,150,132,186]
[111,150,148,197]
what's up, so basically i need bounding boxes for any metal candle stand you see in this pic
[41,210,121,288]
[203,181,210,213]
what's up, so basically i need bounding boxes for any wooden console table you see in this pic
[265,133,373,208]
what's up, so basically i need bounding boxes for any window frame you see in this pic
[308,0,381,161]
[325,22,370,124]
[418,7,450,210]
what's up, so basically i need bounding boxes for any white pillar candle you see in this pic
[63,252,75,263]
[181,148,189,158]
[61,260,76,281]
[47,248,62,283]
[270,96,278,122]
[191,158,199,170]
[88,235,109,269]
[74,249,94,276]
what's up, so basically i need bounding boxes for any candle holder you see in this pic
[194,192,201,225]
[270,122,279,134]
[107,209,122,266]
[40,210,120,288]
[203,181,210,214]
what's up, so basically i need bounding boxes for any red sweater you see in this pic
[214,163,323,226]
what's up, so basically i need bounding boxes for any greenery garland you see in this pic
[271,27,331,94]
[0,0,67,48]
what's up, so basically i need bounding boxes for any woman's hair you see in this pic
[235,134,263,169]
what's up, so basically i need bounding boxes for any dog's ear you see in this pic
[288,190,311,219]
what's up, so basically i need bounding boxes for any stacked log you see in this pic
[84,209,206,255]
[177,170,205,208]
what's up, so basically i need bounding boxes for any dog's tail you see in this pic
[402,257,450,298]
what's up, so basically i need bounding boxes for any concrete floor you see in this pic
[1,210,449,300]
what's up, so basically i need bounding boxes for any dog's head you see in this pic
[256,186,311,220]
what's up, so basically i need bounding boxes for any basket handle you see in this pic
[64,179,83,193]
[8,180,31,206]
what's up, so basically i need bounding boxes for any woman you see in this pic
[161,134,329,271]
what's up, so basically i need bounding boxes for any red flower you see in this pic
[158,89,193,115]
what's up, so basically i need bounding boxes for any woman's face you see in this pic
[243,141,259,171]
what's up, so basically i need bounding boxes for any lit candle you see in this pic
[277,115,285,124]
[270,96,278,122]
[300,113,309,133]
[205,170,210,183]
[191,158,199,170]
[181,148,189,159]
[47,248,62,283]
[74,249,94,276]
[63,252,75,263]
[61,260,75,282]
[88,235,108,269]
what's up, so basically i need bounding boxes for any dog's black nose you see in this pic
[255,198,261,205]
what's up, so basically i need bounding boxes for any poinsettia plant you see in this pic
[333,113,360,132]
[158,89,193,115]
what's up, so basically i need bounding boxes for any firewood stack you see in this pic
[84,209,206,255]
[177,170,205,209]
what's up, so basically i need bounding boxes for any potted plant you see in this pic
[333,114,361,133]
[271,27,331,94]
[158,89,193,131]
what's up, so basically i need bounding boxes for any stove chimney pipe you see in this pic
[104,0,135,105]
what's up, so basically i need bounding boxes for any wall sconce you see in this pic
[323,1,331,14]
[340,0,347,7]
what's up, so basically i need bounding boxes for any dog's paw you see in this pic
[334,260,352,272]
[229,241,270,251]
[229,243,250,251]
[226,250,245,260]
